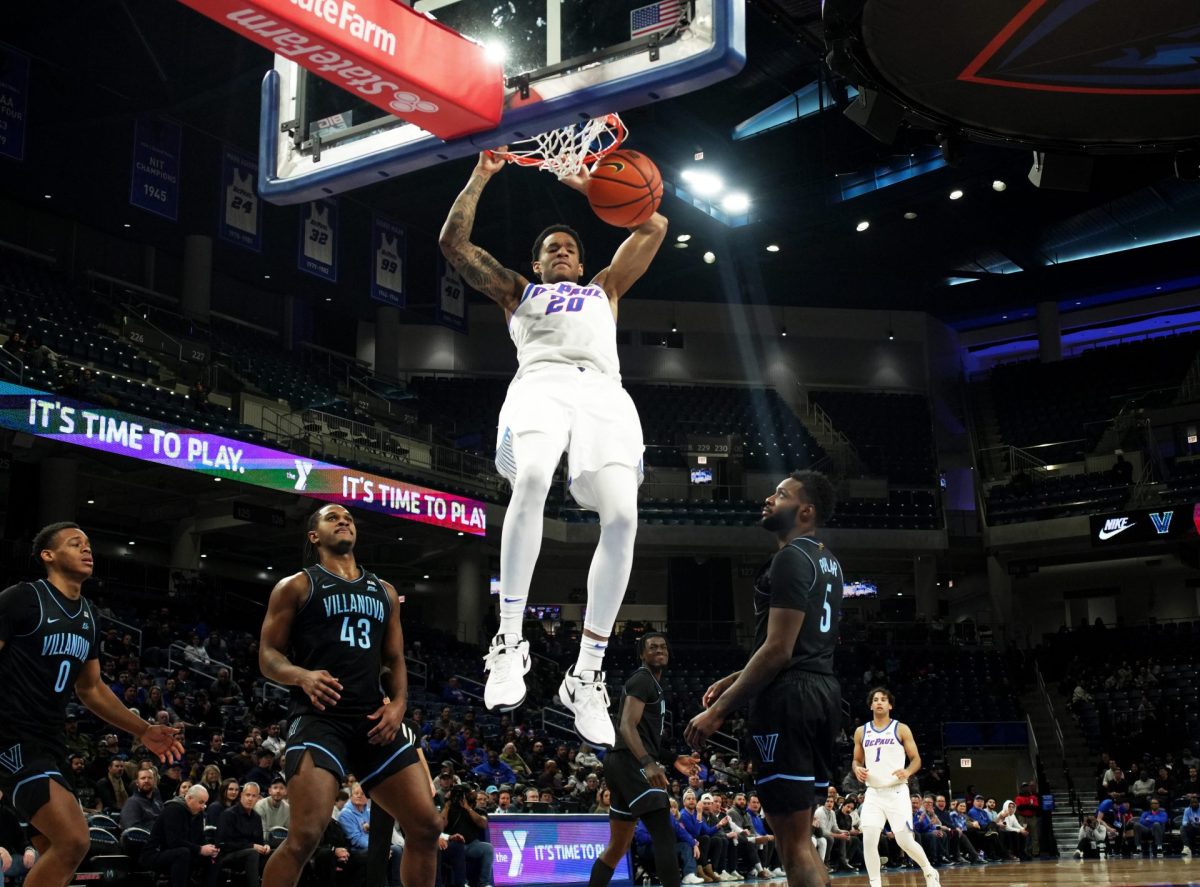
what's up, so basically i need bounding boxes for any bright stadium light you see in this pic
[721,192,750,213]
[682,168,724,197]
[856,220,870,232]
[949,189,964,200]
[703,251,716,264]
[766,244,780,252]
[676,234,691,242]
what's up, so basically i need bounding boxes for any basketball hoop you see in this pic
[489,113,626,180]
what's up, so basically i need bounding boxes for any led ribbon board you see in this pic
[489,815,632,887]
[0,381,486,536]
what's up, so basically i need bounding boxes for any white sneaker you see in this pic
[719,872,737,881]
[923,869,940,887]
[558,666,615,746]
[483,634,530,710]
[770,869,785,878]
[1183,846,1193,857]
[1073,851,1083,860]
[683,875,706,884]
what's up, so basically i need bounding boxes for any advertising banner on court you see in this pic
[176,0,503,139]
[370,215,405,306]
[129,117,182,221]
[1089,506,1194,547]
[0,44,31,162]
[436,253,468,333]
[488,816,632,887]
[298,198,338,281]
[219,148,263,251]
[0,381,486,536]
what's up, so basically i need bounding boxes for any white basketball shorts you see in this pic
[859,784,914,832]
[495,364,644,510]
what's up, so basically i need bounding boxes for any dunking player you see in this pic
[684,471,842,887]
[439,151,668,746]
[854,688,939,887]
[259,505,440,887]
[588,632,699,887]
[0,522,183,887]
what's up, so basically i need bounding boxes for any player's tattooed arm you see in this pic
[439,154,528,313]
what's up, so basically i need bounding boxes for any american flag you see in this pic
[630,0,683,39]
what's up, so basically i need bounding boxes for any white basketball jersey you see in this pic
[862,720,907,788]
[304,205,333,265]
[375,233,403,293]
[225,169,258,235]
[508,281,620,379]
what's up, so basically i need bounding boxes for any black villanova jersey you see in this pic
[752,535,843,676]
[613,666,667,761]
[0,580,97,744]
[290,564,393,719]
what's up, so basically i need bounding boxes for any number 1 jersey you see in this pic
[752,536,843,676]
[289,565,392,719]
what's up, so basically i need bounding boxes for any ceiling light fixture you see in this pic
[676,234,691,243]
[702,251,716,264]
[903,212,918,220]
[721,192,750,213]
[949,189,964,200]
[856,220,870,232]
[766,244,780,252]
[681,168,724,197]
[992,180,1007,192]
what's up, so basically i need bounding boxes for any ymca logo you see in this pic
[752,733,779,764]
[0,744,23,774]
[293,460,313,491]
[502,830,528,877]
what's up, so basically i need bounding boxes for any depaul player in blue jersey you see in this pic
[258,505,440,887]
[0,522,183,887]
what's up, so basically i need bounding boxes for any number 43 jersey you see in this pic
[509,281,620,380]
[752,536,843,676]
[290,565,392,719]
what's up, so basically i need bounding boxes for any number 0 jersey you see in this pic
[0,581,97,744]
[752,536,843,676]
[509,281,620,380]
[289,565,392,719]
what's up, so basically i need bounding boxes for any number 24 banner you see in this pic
[219,149,262,252]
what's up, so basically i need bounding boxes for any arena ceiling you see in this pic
[3,0,1199,325]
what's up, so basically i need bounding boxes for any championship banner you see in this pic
[489,816,632,887]
[0,44,31,162]
[298,198,338,281]
[219,148,262,251]
[130,117,182,221]
[370,215,405,306]
[436,252,468,333]
[0,381,486,536]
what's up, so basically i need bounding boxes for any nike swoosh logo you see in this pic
[1098,524,1134,540]
[47,618,60,624]
[322,583,336,589]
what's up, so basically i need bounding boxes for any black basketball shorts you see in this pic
[0,734,71,820]
[283,714,419,790]
[746,670,841,815]
[605,749,670,822]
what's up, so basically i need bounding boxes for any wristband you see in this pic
[639,755,656,767]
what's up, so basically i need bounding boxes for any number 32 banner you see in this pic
[130,116,182,221]
[299,198,338,281]
[219,149,262,252]
[371,215,406,307]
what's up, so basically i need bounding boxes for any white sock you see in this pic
[497,431,561,638]
[575,635,608,673]
[578,463,638,652]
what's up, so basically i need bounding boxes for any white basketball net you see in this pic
[491,113,626,179]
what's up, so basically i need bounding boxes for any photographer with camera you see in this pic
[439,786,494,887]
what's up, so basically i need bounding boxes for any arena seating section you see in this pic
[811,391,937,485]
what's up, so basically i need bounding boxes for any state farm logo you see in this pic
[389,90,438,114]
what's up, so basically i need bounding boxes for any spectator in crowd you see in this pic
[1013,782,1041,857]
[1103,766,1128,801]
[312,813,354,886]
[665,797,703,884]
[120,766,165,832]
[1096,797,1134,856]
[1153,766,1173,804]
[141,784,220,887]
[442,677,468,705]
[228,737,258,780]
[920,796,952,865]
[215,782,271,887]
[1130,769,1156,807]
[536,761,562,793]
[260,723,286,757]
[65,753,97,810]
[243,750,280,789]
[727,792,772,878]
[338,782,372,873]
[493,790,514,815]
[63,714,93,760]
[472,750,516,788]
[0,790,38,885]
[1074,814,1111,859]
[570,773,600,807]
[209,668,242,706]
[909,795,941,865]
[1182,795,1200,857]
[499,742,529,779]
[255,778,291,840]
[679,790,725,882]
[964,797,1003,861]
[441,789,494,887]
[1180,767,1200,798]
[183,634,211,667]
[1134,799,1168,856]
[749,795,783,875]
[815,795,855,872]
[202,733,229,770]
[593,788,611,816]
[95,755,132,812]
[199,765,224,799]
[700,793,737,880]
[575,744,601,770]
[208,779,242,827]
[998,800,1029,860]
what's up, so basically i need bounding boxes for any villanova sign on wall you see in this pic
[1089,506,1195,547]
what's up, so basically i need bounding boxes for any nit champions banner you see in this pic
[0,381,485,536]
[0,43,31,162]
[220,148,263,251]
[130,117,182,221]
[371,215,406,306]
[489,816,632,887]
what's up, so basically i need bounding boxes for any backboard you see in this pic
[259,0,744,204]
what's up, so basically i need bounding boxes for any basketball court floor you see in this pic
[761,858,1200,887]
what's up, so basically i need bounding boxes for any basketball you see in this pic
[587,149,663,228]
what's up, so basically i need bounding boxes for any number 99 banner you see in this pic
[371,215,406,307]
